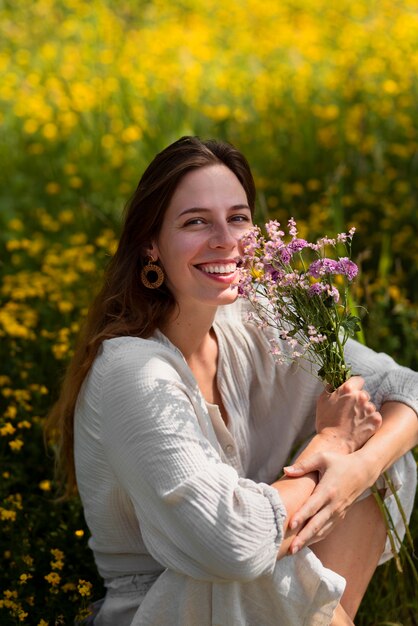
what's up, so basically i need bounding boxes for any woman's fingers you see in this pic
[289,516,335,554]
[284,452,367,551]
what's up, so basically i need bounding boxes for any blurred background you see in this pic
[1,0,417,623]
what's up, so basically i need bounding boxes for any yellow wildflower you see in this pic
[22,555,34,567]
[39,480,52,492]
[19,573,33,584]
[5,405,18,419]
[77,579,93,597]
[44,572,61,586]
[57,301,74,314]
[9,439,24,452]
[0,423,16,437]
[8,218,24,231]
[45,182,61,195]
[0,508,17,522]
[51,548,64,560]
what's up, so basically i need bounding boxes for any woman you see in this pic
[48,136,418,626]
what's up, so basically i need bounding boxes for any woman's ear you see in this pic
[144,242,159,261]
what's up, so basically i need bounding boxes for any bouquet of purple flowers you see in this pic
[239,217,417,577]
[239,218,360,390]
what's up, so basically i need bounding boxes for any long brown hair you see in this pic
[45,136,256,496]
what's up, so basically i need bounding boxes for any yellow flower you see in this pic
[9,439,24,452]
[58,209,74,224]
[22,555,34,567]
[19,573,33,584]
[121,125,142,143]
[57,301,74,314]
[42,123,58,139]
[39,480,52,492]
[5,405,17,419]
[77,579,93,597]
[38,620,49,626]
[8,218,24,231]
[51,548,64,560]
[75,529,84,537]
[0,508,17,522]
[51,548,65,570]
[44,572,61,586]
[45,182,61,195]
[0,423,16,437]
[69,176,83,188]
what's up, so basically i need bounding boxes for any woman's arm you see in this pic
[283,400,418,553]
[270,376,383,556]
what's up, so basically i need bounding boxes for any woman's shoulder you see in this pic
[95,333,188,383]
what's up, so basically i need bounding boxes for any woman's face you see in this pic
[150,164,253,311]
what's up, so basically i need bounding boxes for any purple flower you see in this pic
[308,258,339,278]
[288,217,298,237]
[308,283,326,297]
[280,247,292,264]
[328,285,340,303]
[289,238,308,253]
[337,257,358,281]
[307,282,339,303]
[264,264,284,282]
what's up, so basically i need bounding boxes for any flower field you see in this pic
[1,0,417,623]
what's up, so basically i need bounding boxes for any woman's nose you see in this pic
[208,223,237,248]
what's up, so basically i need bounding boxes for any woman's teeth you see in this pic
[199,263,236,274]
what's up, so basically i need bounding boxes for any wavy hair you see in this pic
[45,136,256,495]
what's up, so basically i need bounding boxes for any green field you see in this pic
[1,1,417,623]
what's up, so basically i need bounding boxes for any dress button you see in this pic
[225,444,234,453]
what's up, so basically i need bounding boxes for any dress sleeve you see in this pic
[99,344,287,583]
[344,339,418,416]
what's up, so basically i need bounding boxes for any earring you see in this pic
[141,257,164,289]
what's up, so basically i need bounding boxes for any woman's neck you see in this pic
[159,303,218,360]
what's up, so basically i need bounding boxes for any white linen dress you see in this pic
[74,300,418,626]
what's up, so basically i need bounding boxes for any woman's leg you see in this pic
[311,493,387,620]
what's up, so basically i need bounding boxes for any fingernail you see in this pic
[291,545,299,554]
[290,519,299,530]
[284,466,303,475]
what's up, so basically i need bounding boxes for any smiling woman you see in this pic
[46,136,418,626]
[148,165,252,318]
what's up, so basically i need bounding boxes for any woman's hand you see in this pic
[315,376,382,454]
[283,450,374,554]
[281,376,383,553]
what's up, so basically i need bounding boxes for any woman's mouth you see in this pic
[194,261,241,283]
[197,262,237,275]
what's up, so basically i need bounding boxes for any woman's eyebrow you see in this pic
[178,204,250,217]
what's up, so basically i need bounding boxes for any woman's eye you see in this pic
[184,218,206,226]
[230,214,251,223]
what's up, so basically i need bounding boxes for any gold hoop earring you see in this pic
[141,258,164,289]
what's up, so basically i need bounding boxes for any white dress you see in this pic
[74,300,418,625]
